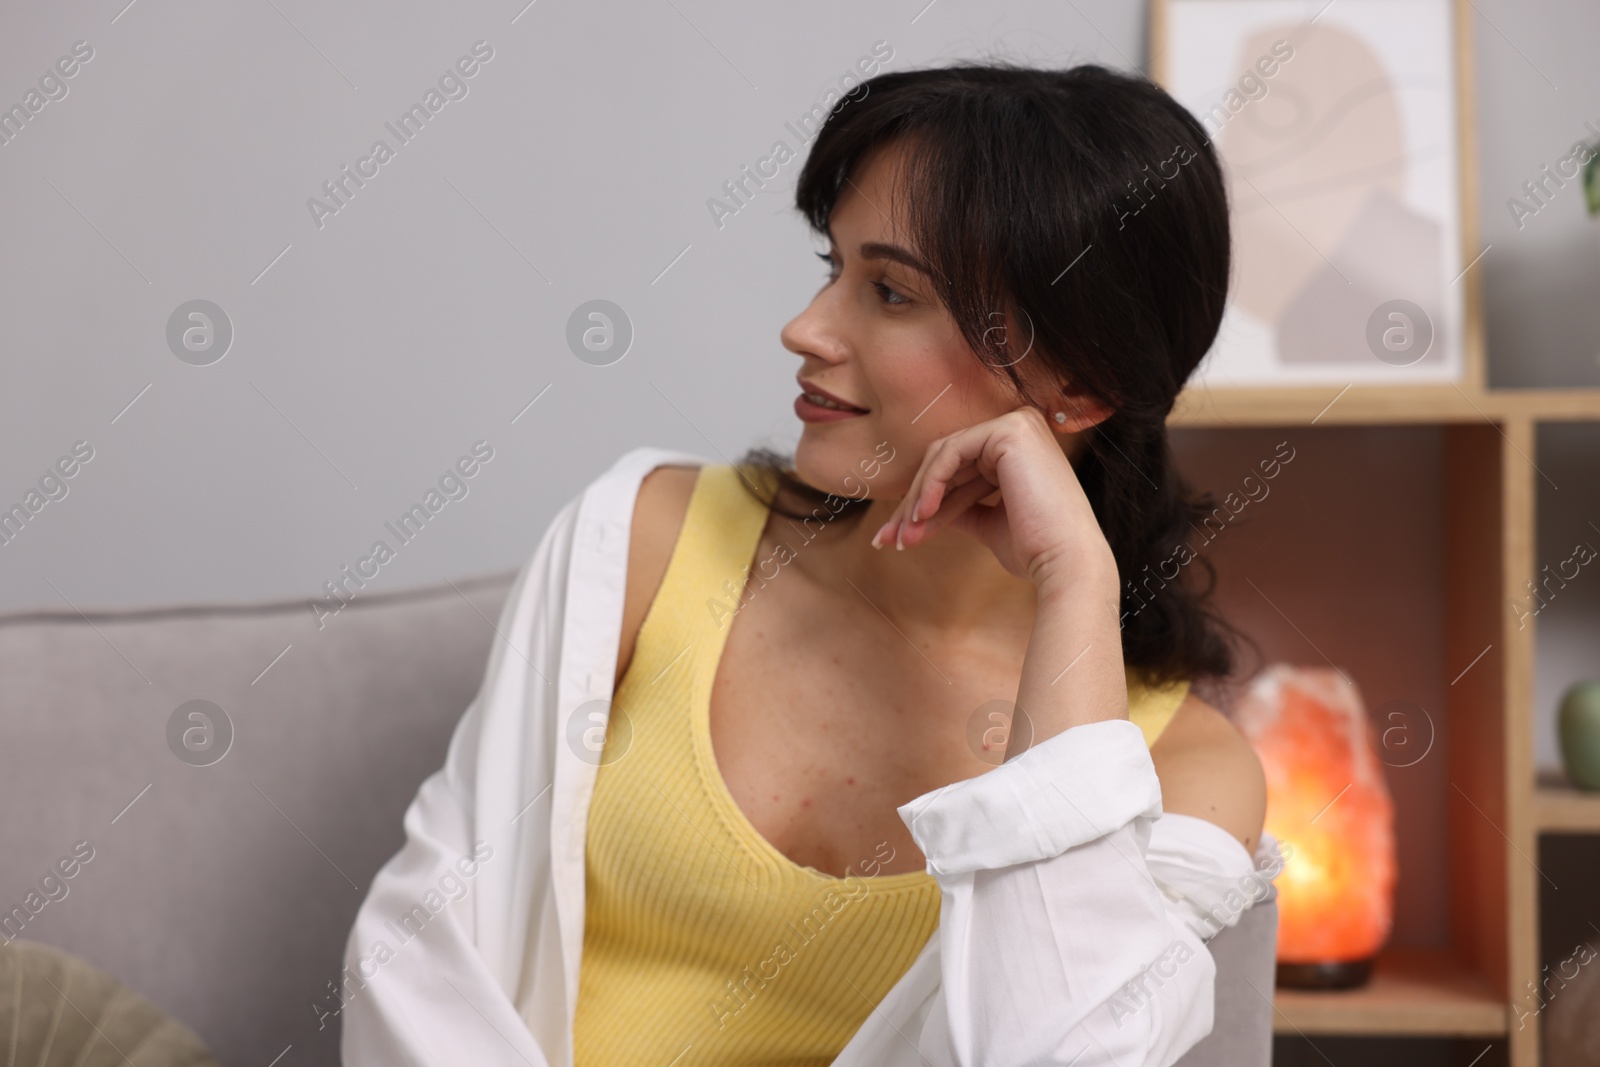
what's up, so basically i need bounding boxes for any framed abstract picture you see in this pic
[1152,0,1479,387]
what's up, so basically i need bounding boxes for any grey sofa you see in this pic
[0,573,1277,1067]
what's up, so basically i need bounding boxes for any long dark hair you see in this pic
[741,60,1242,687]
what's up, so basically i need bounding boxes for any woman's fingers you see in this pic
[904,475,999,546]
[869,406,1106,583]
[911,425,996,523]
[872,407,1055,552]
[874,427,992,549]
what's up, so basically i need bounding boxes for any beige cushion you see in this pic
[0,939,219,1066]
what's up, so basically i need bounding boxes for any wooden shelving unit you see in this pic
[1163,382,1600,1066]
[1149,2,1600,1060]
[1147,0,1600,1059]
[1271,948,1505,1037]
[1535,770,1600,834]
[1170,384,1600,429]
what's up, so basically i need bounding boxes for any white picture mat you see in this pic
[1164,0,1465,386]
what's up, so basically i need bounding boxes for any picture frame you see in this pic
[1151,0,1482,389]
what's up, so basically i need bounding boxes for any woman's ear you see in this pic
[1049,381,1113,433]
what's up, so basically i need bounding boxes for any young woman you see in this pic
[342,61,1271,1067]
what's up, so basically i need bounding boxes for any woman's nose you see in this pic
[781,295,848,365]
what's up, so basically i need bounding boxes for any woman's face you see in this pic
[780,143,1050,500]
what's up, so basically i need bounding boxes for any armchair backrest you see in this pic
[1173,883,1280,1067]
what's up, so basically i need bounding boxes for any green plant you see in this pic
[1586,142,1600,216]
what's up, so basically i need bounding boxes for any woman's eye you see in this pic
[814,251,908,306]
[872,280,909,306]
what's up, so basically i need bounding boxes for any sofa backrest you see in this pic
[0,572,517,1067]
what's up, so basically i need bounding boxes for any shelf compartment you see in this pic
[1531,421,1600,837]
[1271,948,1506,1036]
[1165,422,1519,1043]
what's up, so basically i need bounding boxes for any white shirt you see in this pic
[338,445,1280,1067]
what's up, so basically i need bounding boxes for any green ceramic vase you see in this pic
[1558,681,1600,790]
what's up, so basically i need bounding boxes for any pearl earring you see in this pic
[1053,411,1068,424]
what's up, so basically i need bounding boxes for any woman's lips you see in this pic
[794,393,868,422]
[795,380,869,423]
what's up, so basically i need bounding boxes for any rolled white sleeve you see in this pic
[898,718,1217,1067]
[1146,813,1269,943]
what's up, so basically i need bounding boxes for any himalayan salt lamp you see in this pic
[1234,664,1397,989]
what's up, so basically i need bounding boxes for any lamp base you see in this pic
[1276,958,1375,990]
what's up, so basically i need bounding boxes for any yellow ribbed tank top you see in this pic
[570,464,1191,1066]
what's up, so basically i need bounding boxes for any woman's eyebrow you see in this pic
[819,225,935,278]
[857,240,934,277]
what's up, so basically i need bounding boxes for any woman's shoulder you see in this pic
[630,463,702,569]
[1148,691,1268,858]
[614,463,702,686]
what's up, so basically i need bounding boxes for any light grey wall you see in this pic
[0,0,1146,615]
[4,0,1598,782]
[1473,1,1600,387]
[2,0,1595,617]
